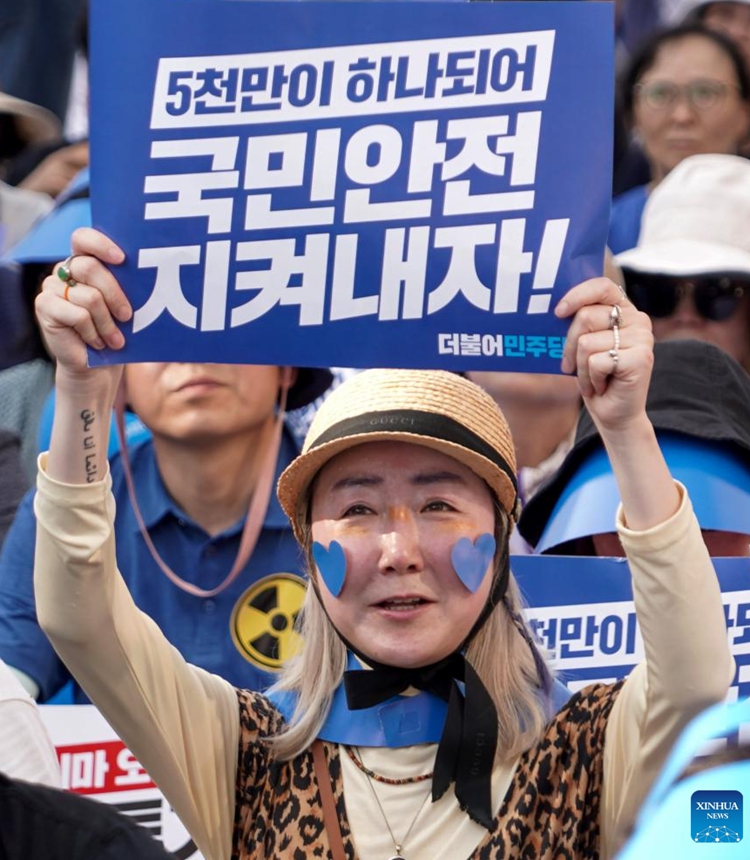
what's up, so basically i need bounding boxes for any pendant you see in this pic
[387,856,406,860]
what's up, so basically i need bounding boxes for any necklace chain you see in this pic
[345,745,433,785]
[354,746,432,859]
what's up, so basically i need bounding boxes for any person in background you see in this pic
[1,172,149,478]
[683,0,750,69]
[0,770,175,860]
[8,140,89,201]
[466,369,579,519]
[609,24,750,254]
[609,0,664,68]
[1,12,89,202]
[0,430,28,551]
[0,91,58,254]
[469,253,623,553]
[0,657,59,786]
[0,0,86,123]
[615,153,750,368]
[0,343,332,703]
[0,190,338,706]
[0,174,87,480]
[519,340,750,556]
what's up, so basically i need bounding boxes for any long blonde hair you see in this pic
[268,506,553,762]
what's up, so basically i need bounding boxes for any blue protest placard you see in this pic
[88,0,613,371]
[511,555,749,699]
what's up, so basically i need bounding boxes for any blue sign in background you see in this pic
[512,556,750,699]
[88,0,613,371]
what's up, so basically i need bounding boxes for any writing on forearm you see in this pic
[80,409,98,483]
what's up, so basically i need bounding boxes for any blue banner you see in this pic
[512,555,750,702]
[88,0,613,371]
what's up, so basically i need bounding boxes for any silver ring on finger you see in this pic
[609,304,623,329]
[608,347,619,368]
[57,254,78,288]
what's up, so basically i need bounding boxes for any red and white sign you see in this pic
[40,705,203,859]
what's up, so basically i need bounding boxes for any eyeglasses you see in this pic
[633,79,737,112]
[624,273,750,322]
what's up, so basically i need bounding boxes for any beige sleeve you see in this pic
[600,484,734,857]
[33,455,240,860]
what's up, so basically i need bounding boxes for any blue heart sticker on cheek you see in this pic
[450,533,497,593]
[312,540,347,598]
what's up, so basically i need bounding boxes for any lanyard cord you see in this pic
[113,383,287,598]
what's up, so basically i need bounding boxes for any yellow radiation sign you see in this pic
[230,574,305,670]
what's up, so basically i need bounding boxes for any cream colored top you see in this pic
[0,657,60,786]
[33,458,733,860]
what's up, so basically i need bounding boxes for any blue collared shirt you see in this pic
[0,431,307,703]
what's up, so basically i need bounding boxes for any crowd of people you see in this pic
[1,1,750,859]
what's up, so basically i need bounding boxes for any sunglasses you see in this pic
[623,273,750,322]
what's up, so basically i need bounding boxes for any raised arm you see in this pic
[557,278,732,855]
[34,228,128,486]
[33,230,239,860]
[556,277,679,530]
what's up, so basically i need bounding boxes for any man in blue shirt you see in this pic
[0,361,331,703]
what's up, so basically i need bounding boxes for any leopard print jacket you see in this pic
[233,680,624,859]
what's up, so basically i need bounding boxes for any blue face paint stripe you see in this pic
[312,540,347,597]
[451,533,496,592]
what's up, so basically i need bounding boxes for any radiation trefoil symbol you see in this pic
[230,574,305,670]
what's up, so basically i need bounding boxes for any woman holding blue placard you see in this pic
[31,226,732,859]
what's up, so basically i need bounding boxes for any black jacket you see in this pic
[0,772,174,860]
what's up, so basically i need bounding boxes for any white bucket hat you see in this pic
[616,154,750,276]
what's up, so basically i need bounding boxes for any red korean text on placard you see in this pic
[56,740,156,795]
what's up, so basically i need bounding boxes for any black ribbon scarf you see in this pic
[344,650,498,829]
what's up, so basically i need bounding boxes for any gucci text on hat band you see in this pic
[309,409,518,503]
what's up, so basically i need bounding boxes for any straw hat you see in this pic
[277,368,519,541]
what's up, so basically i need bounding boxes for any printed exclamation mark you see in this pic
[527,219,570,314]
[200,240,231,330]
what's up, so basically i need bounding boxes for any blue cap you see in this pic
[536,433,750,553]
[519,341,750,548]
